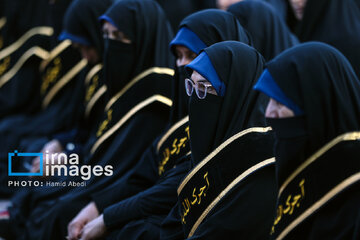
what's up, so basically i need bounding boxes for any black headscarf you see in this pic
[0,0,4,18]
[47,0,74,40]
[0,0,51,46]
[256,42,360,240]
[266,42,360,153]
[180,41,275,238]
[178,9,251,49]
[60,0,113,59]
[100,0,174,96]
[262,0,288,20]
[187,41,268,164]
[293,0,360,78]
[228,0,299,61]
[255,42,360,186]
[155,0,216,31]
[169,9,252,124]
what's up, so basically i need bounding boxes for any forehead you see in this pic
[72,42,89,50]
[289,0,305,4]
[102,21,119,32]
[191,70,207,82]
[174,45,191,53]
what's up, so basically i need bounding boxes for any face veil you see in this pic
[266,42,360,154]
[186,41,268,165]
[99,0,174,96]
[60,0,114,60]
[255,42,360,240]
[102,38,135,97]
[169,9,252,124]
[255,41,360,187]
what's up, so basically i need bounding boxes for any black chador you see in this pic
[0,0,74,118]
[167,41,277,239]
[0,0,86,197]
[228,0,299,61]
[255,42,360,240]
[90,121,191,239]
[161,9,265,239]
[8,1,175,239]
[18,0,113,160]
[261,0,289,21]
[168,9,251,125]
[291,0,360,79]
[154,0,216,31]
[0,0,55,117]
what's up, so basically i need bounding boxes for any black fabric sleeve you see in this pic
[92,139,160,212]
[197,0,216,9]
[159,201,186,240]
[53,128,87,159]
[53,128,78,147]
[102,159,190,229]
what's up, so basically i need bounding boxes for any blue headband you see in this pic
[254,69,304,115]
[186,51,226,97]
[98,14,119,29]
[169,27,207,55]
[58,31,91,46]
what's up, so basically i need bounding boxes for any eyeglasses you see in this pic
[185,78,215,99]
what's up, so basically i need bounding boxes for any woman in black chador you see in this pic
[0,0,54,117]
[227,0,298,61]
[168,8,251,124]
[287,0,360,79]
[0,0,89,197]
[165,41,277,239]
[3,0,174,239]
[254,42,360,239]
[26,0,112,176]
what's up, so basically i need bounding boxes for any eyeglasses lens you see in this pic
[185,78,194,96]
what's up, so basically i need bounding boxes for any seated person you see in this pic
[254,42,360,240]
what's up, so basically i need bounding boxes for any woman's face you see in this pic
[174,45,197,67]
[216,0,242,10]
[265,98,295,118]
[289,0,307,20]
[72,43,99,64]
[190,70,218,97]
[102,21,131,43]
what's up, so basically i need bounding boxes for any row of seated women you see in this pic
[0,0,359,239]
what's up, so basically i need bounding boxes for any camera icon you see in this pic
[8,150,43,176]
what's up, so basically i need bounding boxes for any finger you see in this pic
[68,222,77,236]
[75,228,83,240]
[31,162,39,171]
[69,225,81,240]
[30,165,40,173]
[32,157,40,166]
[79,225,89,240]
[79,229,87,240]
[31,164,40,173]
